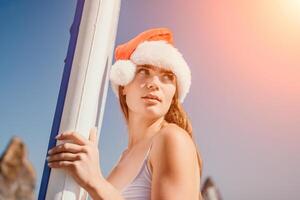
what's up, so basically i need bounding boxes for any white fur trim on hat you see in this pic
[109,40,191,102]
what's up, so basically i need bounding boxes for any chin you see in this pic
[142,106,166,119]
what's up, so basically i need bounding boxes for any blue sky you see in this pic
[1,0,300,199]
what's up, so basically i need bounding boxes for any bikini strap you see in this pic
[145,135,155,160]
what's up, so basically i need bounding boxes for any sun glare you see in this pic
[279,0,300,24]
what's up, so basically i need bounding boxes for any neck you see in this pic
[126,112,166,150]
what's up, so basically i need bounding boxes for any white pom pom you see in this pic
[109,60,136,86]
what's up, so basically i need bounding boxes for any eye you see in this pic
[137,68,150,75]
[162,73,175,82]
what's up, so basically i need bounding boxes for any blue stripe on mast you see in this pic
[38,1,85,199]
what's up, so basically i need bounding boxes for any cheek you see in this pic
[125,90,135,105]
[133,75,146,86]
[163,85,176,105]
[124,84,142,108]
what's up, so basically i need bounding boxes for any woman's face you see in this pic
[122,64,176,119]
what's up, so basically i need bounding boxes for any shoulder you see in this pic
[150,123,198,174]
[153,123,196,151]
[156,123,195,149]
[148,123,201,199]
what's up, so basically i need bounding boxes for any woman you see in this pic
[47,28,203,200]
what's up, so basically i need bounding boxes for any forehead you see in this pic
[137,64,174,74]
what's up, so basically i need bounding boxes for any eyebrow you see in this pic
[138,64,174,74]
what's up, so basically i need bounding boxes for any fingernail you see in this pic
[55,134,61,139]
[46,156,50,161]
[48,149,53,154]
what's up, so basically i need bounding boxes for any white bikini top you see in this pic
[120,141,153,200]
[116,137,201,199]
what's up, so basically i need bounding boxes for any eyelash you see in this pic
[137,68,150,76]
[163,74,174,81]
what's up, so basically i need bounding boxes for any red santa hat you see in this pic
[109,27,191,102]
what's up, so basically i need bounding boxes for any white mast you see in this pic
[39,0,121,199]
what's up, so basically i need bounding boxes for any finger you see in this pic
[48,142,86,155]
[47,152,80,163]
[56,131,89,145]
[89,127,98,145]
[48,160,75,169]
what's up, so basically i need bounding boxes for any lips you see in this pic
[141,94,162,102]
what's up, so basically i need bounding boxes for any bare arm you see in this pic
[151,124,201,200]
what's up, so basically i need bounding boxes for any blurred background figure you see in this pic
[201,176,223,200]
[0,137,36,200]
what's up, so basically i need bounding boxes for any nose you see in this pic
[146,75,160,90]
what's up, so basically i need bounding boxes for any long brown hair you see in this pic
[118,83,203,198]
